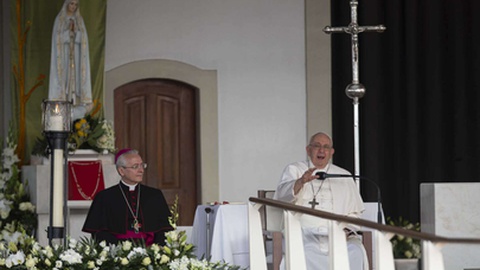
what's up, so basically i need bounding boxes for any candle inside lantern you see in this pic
[49,104,63,131]
[52,149,64,227]
[50,115,64,131]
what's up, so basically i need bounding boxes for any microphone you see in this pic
[316,172,353,180]
[315,171,383,224]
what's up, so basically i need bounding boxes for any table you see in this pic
[190,204,249,268]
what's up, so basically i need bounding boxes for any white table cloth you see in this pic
[190,204,249,268]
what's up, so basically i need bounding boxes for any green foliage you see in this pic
[387,216,421,259]
[30,137,48,158]
[168,195,179,230]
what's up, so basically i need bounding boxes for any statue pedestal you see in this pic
[23,155,118,246]
[68,149,114,164]
[420,183,480,270]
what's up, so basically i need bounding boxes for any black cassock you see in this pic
[82,182,173,245]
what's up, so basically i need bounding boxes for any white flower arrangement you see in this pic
[95,120,116,154]
[0,132,20,189]
[0,224,243,270]
[0,125,37,237]
[0,156,242,270]
[0,199,12,219]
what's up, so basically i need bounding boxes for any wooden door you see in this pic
[114,79,199,225]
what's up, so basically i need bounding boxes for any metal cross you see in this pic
[308,198,319,209]
[323,0,385,181]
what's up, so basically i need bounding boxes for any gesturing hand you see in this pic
[69,19,75,32]
[300,167,319,184]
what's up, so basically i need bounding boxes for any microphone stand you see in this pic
[205,207,214,258]
[354,176,382,224]
[316,172,383,223]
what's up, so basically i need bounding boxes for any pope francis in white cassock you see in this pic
[274,132,368,270]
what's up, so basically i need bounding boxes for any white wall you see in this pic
[105,0,320,202]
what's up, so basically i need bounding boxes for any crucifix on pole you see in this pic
[323,0,385,186]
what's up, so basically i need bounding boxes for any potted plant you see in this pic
[30,114,117,165]
[30,137,49,165]
[387,216,421,270]
[68,114,116,155]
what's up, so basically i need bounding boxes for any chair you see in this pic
[361,202,386,270]
[257,190,283,270]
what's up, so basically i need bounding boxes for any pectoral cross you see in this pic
[308,198,319,209]
[132,219,142,233]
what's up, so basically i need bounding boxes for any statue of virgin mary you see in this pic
[48,0,93,120]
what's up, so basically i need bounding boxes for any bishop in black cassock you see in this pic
[82,148,173,245]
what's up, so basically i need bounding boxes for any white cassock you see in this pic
[274,160,368,270]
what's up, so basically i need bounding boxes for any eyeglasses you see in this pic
[309,143,332,150]
[123,163,148,170]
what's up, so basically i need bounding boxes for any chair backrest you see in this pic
[258,190,283,232]
[361,202,385,230]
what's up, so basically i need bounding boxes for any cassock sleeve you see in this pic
[82,189,122,245]
[141,186,174,234]
[82,186,129,236]
[92,231,119,245]
[82,189,113,233]
[274,162,307,203]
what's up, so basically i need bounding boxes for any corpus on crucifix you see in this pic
[324,0,385,180]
